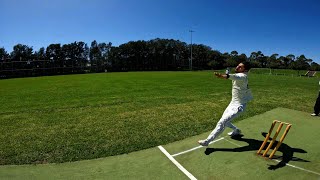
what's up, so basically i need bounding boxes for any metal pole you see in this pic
[189,30,194,71]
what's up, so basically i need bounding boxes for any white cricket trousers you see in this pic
[206,102,247,142]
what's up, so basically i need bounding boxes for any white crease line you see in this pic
[223,139,320,176]
[224,138,242,147]
[272,160,320,176]
[172,137,225,157]
[158,146,197,180]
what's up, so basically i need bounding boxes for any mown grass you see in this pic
[0,71,318,165]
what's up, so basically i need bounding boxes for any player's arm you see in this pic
[228,74,246,81]
[214,72,229,79]
[214,72,246,81]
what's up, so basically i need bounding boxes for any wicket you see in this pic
[257,120,292,159]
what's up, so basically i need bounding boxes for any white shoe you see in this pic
[198,139,209,146]
[228,129,241,136]
[311,113,318,116]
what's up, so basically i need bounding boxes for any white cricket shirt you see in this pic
[228,72,253,104]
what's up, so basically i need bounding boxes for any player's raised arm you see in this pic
[214,72,228,79]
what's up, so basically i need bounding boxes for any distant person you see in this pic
[311,80,320,116]
[198,62,253,146]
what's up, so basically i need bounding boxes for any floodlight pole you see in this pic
[189,30,194,71]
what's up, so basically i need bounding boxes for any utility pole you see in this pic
[189,30,194,71]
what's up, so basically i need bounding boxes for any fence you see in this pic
[0,59,105,79]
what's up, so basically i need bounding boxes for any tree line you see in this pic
[0,38,319,78]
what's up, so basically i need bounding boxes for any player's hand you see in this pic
[214,72,222,78]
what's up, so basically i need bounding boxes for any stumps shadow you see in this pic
[204,133,309,170]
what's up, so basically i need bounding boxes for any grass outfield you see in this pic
[0,71,318,165]
[0,108,319,179]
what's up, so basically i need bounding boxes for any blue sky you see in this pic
[1,0,319,62]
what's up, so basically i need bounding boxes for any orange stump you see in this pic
[257,120,292,159]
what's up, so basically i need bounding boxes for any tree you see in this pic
[81,43,90,69]
[207,50,224,69]
[238,53,248,63]
[267,54,280,69]
[46,44,63,74]
[249,51,266,68]
[99,42,112,70]
[310,62,320,71]
[227,51,237,67]
[6,38,319,78]
[285,54,295,68]
[46,44,62,62]
[191,44,212,70]
[61,41,88,72]
[34,47,46,60]
[108,46,123,71]
[89,40,101,72]
[296,55,311,69]
[290,55,311,75]
[10,44,33,61]
[230,51,238,57]
[0,47,9,61]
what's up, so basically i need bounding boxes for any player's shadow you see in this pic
[204,132,309,170]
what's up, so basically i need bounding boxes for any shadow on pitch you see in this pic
[204,132,309,170]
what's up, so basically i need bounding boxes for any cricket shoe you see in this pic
[228,129,241,136]
[198,139,209,146]
[311,113,318,116]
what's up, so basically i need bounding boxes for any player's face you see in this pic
[235,63,245,73]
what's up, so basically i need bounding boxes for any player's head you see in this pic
[235,62,251,73]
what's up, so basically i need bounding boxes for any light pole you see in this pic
[189,30,194,71]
